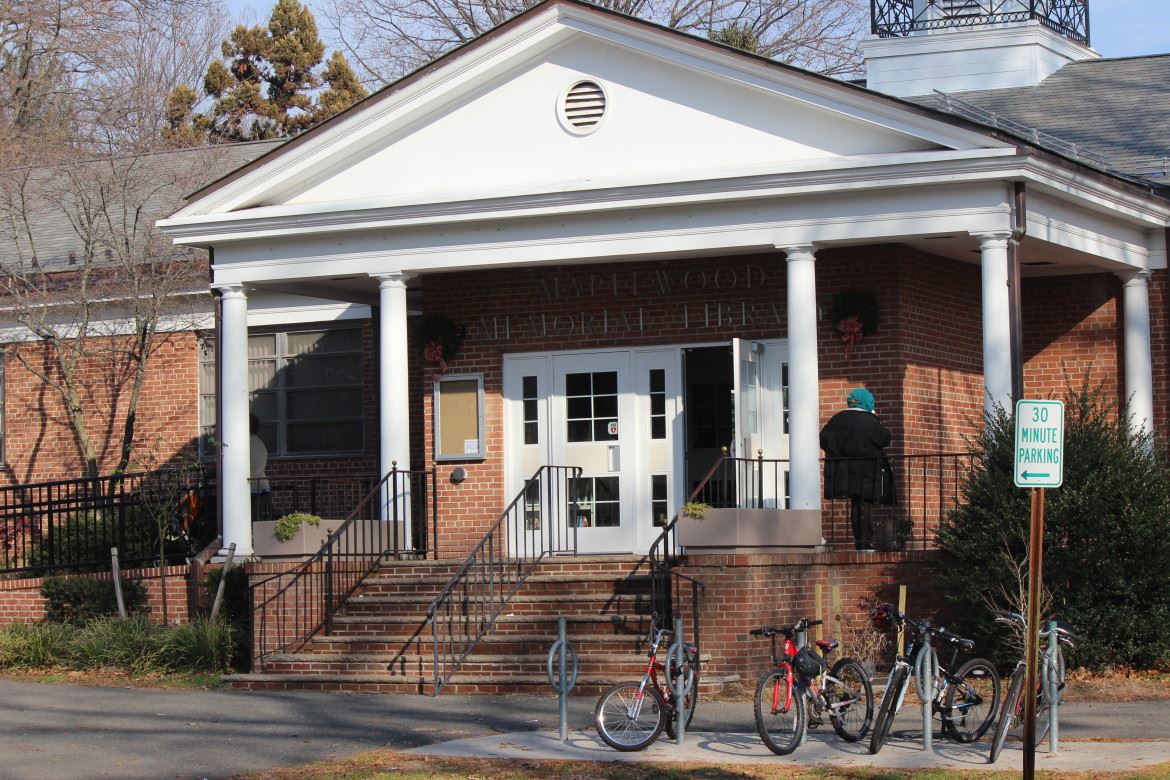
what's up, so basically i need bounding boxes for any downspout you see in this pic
[1008,182,1027,404]
[210,248,225,546]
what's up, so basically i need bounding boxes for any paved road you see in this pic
[0,679,1167,779]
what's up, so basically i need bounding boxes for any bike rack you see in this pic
[547,616,578,742]
[668,617,688,745]
[913,631,939,751]
[1044,620,1060,753]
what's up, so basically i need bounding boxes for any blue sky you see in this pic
[225,0,1170,61]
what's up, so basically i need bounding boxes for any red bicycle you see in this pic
[751,617,874,755]
[594,625,699,751]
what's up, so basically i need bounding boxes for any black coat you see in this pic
[820,409,894,503]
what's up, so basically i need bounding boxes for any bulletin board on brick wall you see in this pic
[434,374,484,461]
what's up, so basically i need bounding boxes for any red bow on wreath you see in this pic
[423,340,448,375]
[838,315,864,360]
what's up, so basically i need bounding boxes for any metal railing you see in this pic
[248,474,377,524]
[685,452,972,551]
[427,465,581,695]
[250,465,438,669]
[872,0,1089,45]
[646,454,726,663]
[0,470,209,577]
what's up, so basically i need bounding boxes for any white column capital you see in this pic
[212,283,247,299]
[974,231,1014,250]
[781,245,818,262]
[1120,268,1153,287]
[373,271,414,289]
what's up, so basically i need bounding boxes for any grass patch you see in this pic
[235,753,1170,780]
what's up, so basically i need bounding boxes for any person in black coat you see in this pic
[820,388,894,551]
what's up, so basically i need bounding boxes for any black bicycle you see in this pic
[869,604,1000,754]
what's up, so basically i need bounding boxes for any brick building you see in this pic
[5,0,1169,687]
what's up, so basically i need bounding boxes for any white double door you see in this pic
[504,348,678,554]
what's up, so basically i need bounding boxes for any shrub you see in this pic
[41,576,147,627]
[28,509,158,573]
[273,512,322,542]
[0,622,76,668]
[163,617,234,673]
[936,384,1170,670]
[72,614,168,674]
[205,566,252,671]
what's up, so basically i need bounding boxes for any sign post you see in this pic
[1014,400,1064,780]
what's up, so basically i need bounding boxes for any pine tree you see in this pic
[163,0,368,145]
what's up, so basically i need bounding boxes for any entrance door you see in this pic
[550,352,636,553]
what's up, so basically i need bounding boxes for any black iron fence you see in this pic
[250,466,438,669]
[687,452,973,551]
[871,0,1089,44]
[0,470,211,577]
[428,465,581,694]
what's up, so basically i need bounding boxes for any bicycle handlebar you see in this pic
[749,618,824,639]
[879,604,974,649]
[994,610,1082,644]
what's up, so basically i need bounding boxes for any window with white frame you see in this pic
[199,326,364,457]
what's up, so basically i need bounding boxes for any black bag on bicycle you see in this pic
[793,646,825,678]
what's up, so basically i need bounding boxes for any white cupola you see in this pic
[862,0,1098,97]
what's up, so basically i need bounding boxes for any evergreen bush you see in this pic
[28,509,158,572]
[163,617,235,673]
[72,614,168,674]
[41,576,147,626]
[936,384,1170,670]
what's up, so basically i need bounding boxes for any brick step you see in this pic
[328,612,651,637]
[225,672,738,697]
[299,632,654,656]
[338,593,652,616]
[261,652,652,678]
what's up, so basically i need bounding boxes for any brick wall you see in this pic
[0,564,193,626]
[676,551,944,681]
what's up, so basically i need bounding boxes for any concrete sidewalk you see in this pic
[0,678,1167,779]
[408,728,1170,773]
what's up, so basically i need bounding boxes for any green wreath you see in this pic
[417,313,467,372]
[827,290,880,336]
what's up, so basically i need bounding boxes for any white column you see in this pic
[977,232,1014,413]
[784,245,821,511]
[216,284,253,558]
[1122,269,1155,436]
[378,272,412,475]
[377,273,413,543]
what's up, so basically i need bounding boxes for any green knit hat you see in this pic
[847,388,875,412]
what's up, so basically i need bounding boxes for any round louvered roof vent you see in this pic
[559,80,607,135]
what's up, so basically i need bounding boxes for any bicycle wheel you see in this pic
[943,657,1000,743]
[754,668,806,756]
[827,657,874,742]
[595,681,666,751]
[989,665,1025,764]
[664,651,699,739]
[869,663,908,755]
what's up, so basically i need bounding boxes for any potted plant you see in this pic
[273,512,322,543]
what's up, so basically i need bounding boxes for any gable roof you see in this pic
[914,55,1170,189]
[175,0,1029,216]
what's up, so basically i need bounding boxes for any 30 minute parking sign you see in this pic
[1014,400,1065,489]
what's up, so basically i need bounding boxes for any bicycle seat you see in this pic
[815,639,838,652]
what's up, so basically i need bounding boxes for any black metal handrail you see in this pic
[871,0,1089,45]
[427,465,581,695]
[250,465,438,669]
[686,452,973,551]
[0,470,209,577]
[645,453,726,664]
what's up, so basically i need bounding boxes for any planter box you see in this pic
[251,519,407,559]
[677,508,822,553]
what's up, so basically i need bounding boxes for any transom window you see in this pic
[200,326,364,457]
[566,371,618,442]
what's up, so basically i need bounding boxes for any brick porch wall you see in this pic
[0,564,193,626]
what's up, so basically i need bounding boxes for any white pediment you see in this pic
[172,1,1011,220]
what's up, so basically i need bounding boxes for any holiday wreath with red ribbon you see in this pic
[417,313,467,376]
[827,290,880,360]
